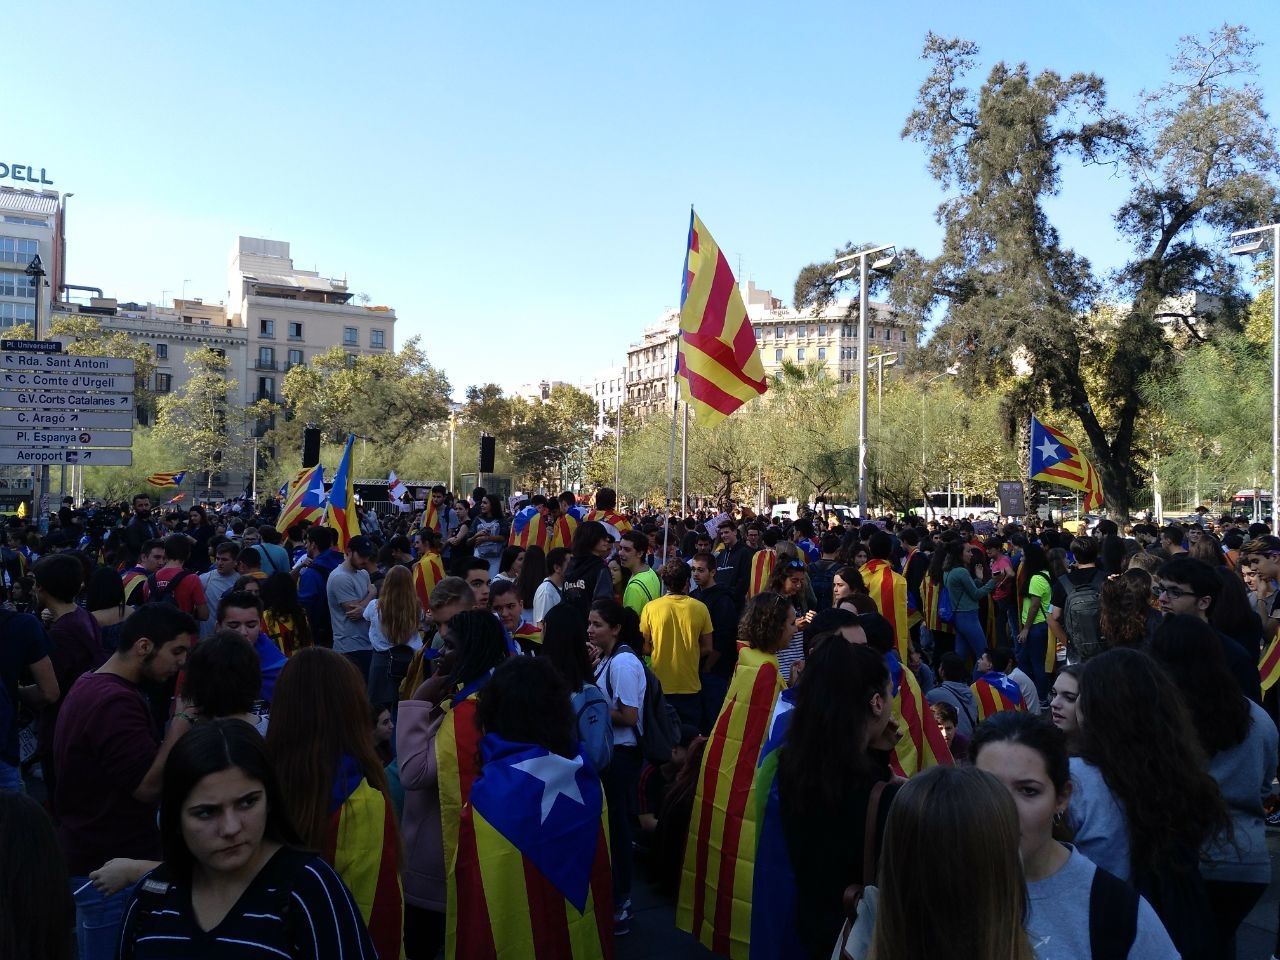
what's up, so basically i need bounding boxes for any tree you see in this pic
[882,26,1278,519]
[49,311,158,412]
[761,361,858,504]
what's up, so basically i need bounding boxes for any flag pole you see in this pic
[663,394,678,563]
[680,402,689,516]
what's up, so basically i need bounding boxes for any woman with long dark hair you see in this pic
[776,641,900,958]
[265,648,402,960]
[396,604,507,959]
[542,602,612,775]
[1070,647,1231,958]
[972,712,1178,959]
[0,792,74,960]
[1015,542,1053,701]
[116,719,376,959]
[922,537,956,658]
[944,540,1001,667]
[1151,615,1278,956]
[87,565,133,658]
[516,544,548,620]
[469,494,508,579]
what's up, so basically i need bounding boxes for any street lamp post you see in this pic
[833,244,896,518]
[1231,223,1280,513]
[870,351,900,421]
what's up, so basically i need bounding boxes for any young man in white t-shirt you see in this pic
[533,547,570,626]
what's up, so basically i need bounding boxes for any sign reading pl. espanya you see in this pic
[0,163,53,186]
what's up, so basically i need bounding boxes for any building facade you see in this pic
[625,311,680,419]
[588,365,626,439]
[0,187,61,333]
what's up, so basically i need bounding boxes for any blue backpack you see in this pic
[572,682,614,775]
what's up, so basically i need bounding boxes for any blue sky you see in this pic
[14,1,1280,396]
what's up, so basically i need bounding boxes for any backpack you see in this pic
[807,559,840,612]
[1058,571,1105,660]
[936,584,955,623]
[1131,853,1215,960]
[145,569,192,607]
[604,644,682,766]
[1087,864,1138,960]
[571,682,614,775]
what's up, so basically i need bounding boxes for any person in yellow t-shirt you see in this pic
[640,560,713,730]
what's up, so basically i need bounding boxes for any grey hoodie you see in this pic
[925,680,979,738]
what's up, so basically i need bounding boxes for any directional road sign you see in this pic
[0,370,134,393]
[0,390,133,411]
[0,428,133,448]
[0,408,135,429]
[0,340,62,353]
[0,353,135,374]
[0,448,132,466]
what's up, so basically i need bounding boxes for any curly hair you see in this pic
[1099,568,1153,649]
[1076,648,1231,872]
[738,591,793,653]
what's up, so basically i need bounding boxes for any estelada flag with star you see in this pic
[452,734,614,959]
[1028,415,1104,512]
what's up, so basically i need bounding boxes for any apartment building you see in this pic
[0,186,61,332]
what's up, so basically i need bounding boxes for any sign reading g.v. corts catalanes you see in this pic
[0,163,53,186]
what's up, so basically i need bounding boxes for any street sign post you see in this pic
[0,408,134,429]
[0,448,132,466]
[0,428,133,448]
[0,371,135,392]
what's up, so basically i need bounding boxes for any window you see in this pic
[818,347,827,360]
[0,271,36,298]
[797,348,807,361]
[0,302,35,326]
[818,324,827,337]
[0,237,38,264]
[2,215,47,226]
[258,376,275,400]
[343,327,358,346]
[754,326,762,339]
[259,318,275,337]
[155,343,168,360]
[775,326,784,339]
[798,325,807,338]
[775,348,783,361]
[258,346,275,370]
[370,329,386,349]
[346,353,357,368]
[287,349,304,369]
[155,373,172,393]
[288,321,303,340]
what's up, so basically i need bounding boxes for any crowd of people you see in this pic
[2,484,1279,959]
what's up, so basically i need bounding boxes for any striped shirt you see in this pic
[117,847,378,959]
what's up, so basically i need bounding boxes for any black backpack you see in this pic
[145,569,192,607]
[807,559,841,612]
[604,644,682,766]
[1087,863,1138,960]
[1131,852,1214,960]
[1058,571,1105,661]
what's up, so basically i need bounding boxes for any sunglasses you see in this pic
[782,560,806,572]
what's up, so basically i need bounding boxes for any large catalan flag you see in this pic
[1028,415,1104,512]
[675,212,768,425]
[920,574,954,635]
[548,513,578,552]
[441,679,490,960]
[146,470,187,488]
[326,755,404,960]
[887,651,953,777]
[275,465,326,533]
[747,549,776,599]
[584,508,631,536]
[971,672,1027,720]
[453,735,615,959]
[861,559,909,661]
[1261,637,1280,693]
[678,644,785,959]
[510,505,550,551]
[325,434,360,551]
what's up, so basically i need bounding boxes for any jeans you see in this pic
[994,596,1014,646]
[1017,622,1051,704]
[952,609,988,667]
[602,745,642,906]
[0,759,23,793]
[71,877,132,960]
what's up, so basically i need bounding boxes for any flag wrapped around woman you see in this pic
[887,651,953,777]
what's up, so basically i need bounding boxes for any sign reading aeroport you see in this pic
[0,163,53,186]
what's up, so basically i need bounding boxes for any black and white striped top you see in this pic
[117,847,378,960]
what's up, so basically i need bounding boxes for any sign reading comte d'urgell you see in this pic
[0,163,53,186]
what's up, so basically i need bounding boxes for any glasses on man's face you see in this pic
[1152,584,1196,601]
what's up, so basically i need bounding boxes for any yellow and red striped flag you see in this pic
[440,681,489,960]
[584,508,632,536]
[412,551,446,614]
[326,758,404,960]
[861,558,909,661]
[452,735,615,959]
[972,673,1028,721]
[275,465,326,533]
[548,513,578,552]
[677,644,784,959]
[675,212,768,424]
[146,470,187,488]
[747,549,776,599]
[1029,415,1104,512]
[1261,637,1280,693]
[325,434,360,552]
[889,653,953,778]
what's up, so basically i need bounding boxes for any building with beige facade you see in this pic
[0,186,61,332]
[588,365,626,439]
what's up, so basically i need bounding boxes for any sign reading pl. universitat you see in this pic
[0,163,53,186]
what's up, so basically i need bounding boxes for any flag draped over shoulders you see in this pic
[584,509,631,535]
[971,672,1027,720]
[920,576,953,635]
[1261,638,1280,693]
[453,734,614,960]
[678,644,785,959]
[549,514,578,552]
[413,552,446,614]
[747,549,775,599]
[861,559,909,660]
[510,506,549,551]
[441,681,490,960]
[886,652,953,778]
[327,755,404,960]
